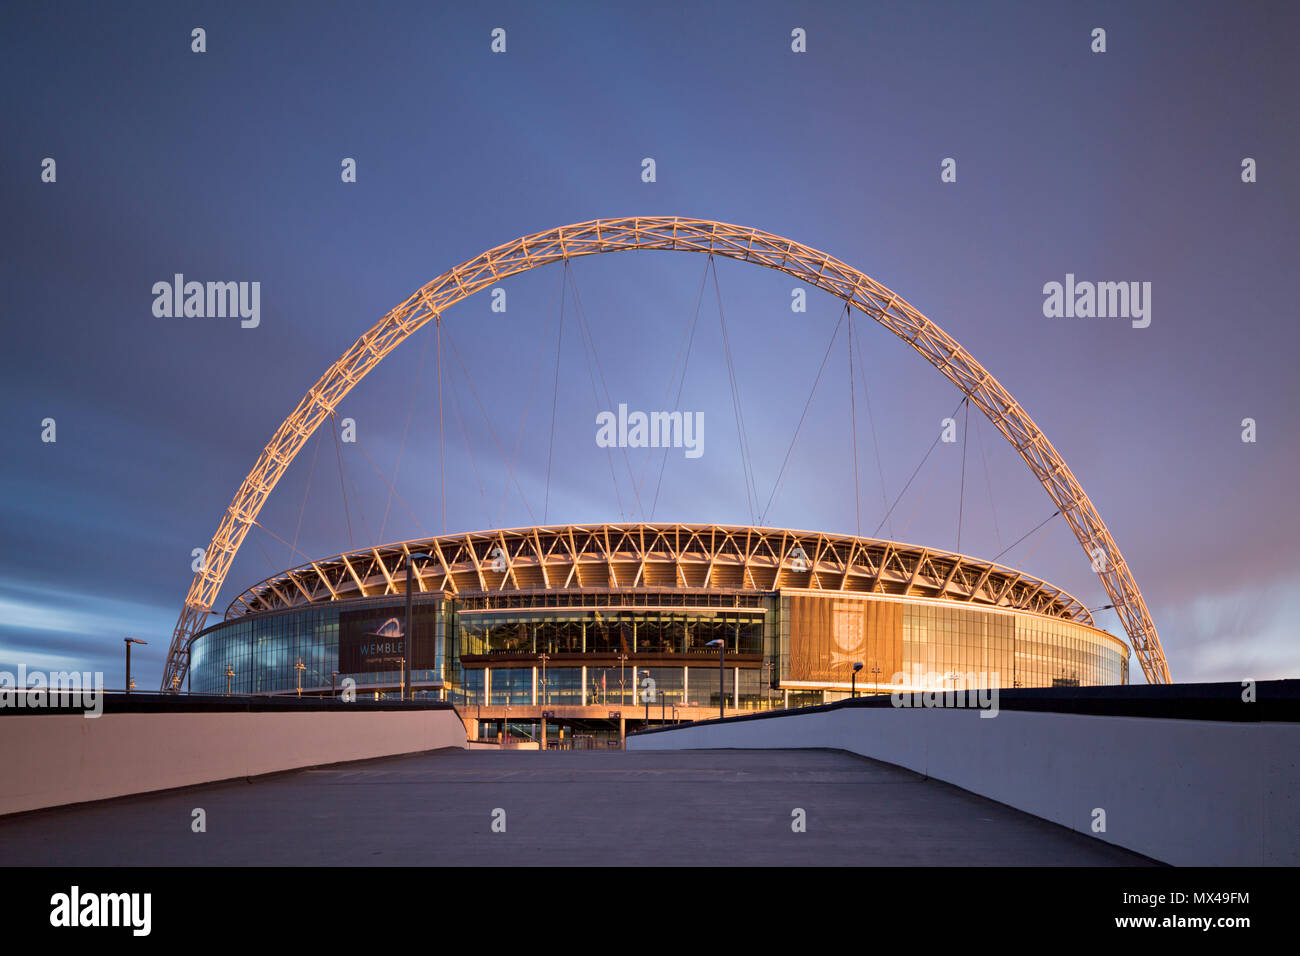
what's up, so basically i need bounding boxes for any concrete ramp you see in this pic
[0,695,466,815]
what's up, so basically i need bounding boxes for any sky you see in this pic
[2,0,1297,689]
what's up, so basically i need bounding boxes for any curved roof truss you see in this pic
[224,523,1095,625]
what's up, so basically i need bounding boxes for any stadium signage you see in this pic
[338,605,436,673]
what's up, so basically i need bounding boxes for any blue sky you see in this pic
[3,0,1298,688]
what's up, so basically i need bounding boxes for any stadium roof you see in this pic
[225,523,1094,625]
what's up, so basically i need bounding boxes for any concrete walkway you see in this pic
[0,748,1154,865]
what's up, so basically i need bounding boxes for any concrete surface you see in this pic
[0,707,467,815]
[0,748,1154,866]
[631,706,1300,866]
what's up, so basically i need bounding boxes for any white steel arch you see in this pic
[162,217,1170,688]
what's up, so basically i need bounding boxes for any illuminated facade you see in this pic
[189,524,1129,737]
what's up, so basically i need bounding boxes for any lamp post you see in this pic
[404,551,433,702]
[123,638,147,695]
[706,639,725,720]
[294,657,306,697]
[617,653,628,706]
[871,663,882,696]
[851,661,863,699]
[225,666,235,696]
[397,658,406,701]
[538,653,550,706]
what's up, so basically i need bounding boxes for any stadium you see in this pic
[168,218,1170,748]
[188,522,1130,745]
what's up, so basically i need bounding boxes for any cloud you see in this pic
[0,579,176,679]
[1155,574,1300,682]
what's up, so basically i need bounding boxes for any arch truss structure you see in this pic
[162,217,1170,689]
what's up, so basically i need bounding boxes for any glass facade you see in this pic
[189,598,447,696]
[458,609,763,657]
[897,603,1125,689]
[191,589,1127,706]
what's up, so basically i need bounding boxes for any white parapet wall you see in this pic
[0,708,467,816]
[628,706,1300,866]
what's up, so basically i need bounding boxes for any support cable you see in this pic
[992,510,1061,563]
[566,266,639,518]
[544,262,567,524]
[871,394,968,538]
[353,433,428,539]
[443,328,537,523]
[498,264,563,526]
[848,314,862,536]
[760,304,848,524]
[329,410,355,550]
[643,258,710,516]
[251,530,281,574]
[380,323,432,543]
[855,324,892,539]
[902,444,945,540]
[956,397,970,552]
[254,519,314,566]
[446,348,493,529]
[436,319,446,534]
[1020,514,1058,564]
[711,256,760,524]
[289,429,322,566]
[975,412,1002,551]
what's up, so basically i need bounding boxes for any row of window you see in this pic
[192,596,1127,694]
[458,665,765,708]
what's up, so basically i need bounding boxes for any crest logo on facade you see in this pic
[830,601,865,666]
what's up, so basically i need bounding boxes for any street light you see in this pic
[851,661,863,699]
[538,653,550,706]
[871,663,882,696]
[706,639,725,720]
[123,638,147,695]
[294,657,306,697]
[224,665,236,696]
[616,653,628,706]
